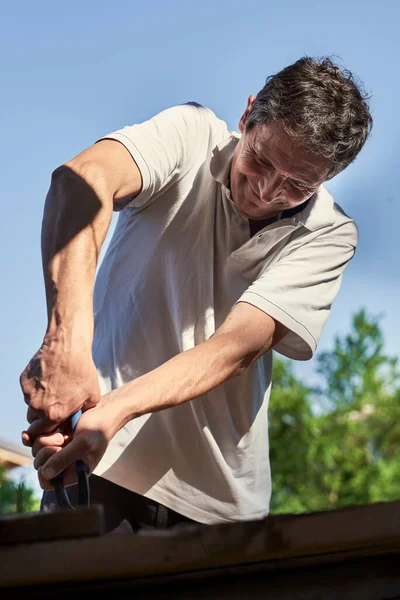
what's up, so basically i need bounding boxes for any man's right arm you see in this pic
[20,139,142,439]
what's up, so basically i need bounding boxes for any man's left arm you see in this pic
[31,303,287,488]
[105,301,288,422]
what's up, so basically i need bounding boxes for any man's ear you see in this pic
[238,95,255,133]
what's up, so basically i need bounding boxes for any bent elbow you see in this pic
[231,349,262,378]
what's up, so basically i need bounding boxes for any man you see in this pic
[20,57,372,532]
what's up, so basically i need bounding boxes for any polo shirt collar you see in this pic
[210,132,240,187]
[296,186,336,231]
[210,133,336,233]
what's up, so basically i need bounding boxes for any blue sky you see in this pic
[1,0,399,492]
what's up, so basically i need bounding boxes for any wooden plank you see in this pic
[7,552,396,600]
[0,505,105,545]
[1,500,400,589]
[2,551,400,599]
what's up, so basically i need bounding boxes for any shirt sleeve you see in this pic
[237,222,358,361]
[97,102,222,209]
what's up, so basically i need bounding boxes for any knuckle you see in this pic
[33,448,47,470]
[49,454,62,472]
[29,396,42,411]
[27,420,47,442]
[21,435,31,448]
[39,476,52,491]
[32,435,48,457]
[27,407,38,424]
[20,379,31,397]
[47,405,63,423]
[36,447,60,473]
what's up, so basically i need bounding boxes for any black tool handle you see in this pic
[50,410,90,509]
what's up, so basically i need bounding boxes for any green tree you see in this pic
[269,309,400,515]
[268,358,318,513]
[0,467,40,515]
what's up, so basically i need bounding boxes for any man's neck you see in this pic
[248,217,278,237]
[248,197,313,237]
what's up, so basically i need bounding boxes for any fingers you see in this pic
[33,445,61,471]
[22,417,60,445]
[34,445,80,490]
[21,431,31,446]
[23,407,52,446]
[82,396,99,411]
[36,447,78,491]
[31,431,69,457]
[39,439,83,483]
[22,428,68,463]
[22,412,73,446]
[35,446,64,490]
[38,464,79,491]
[26,405,44,424]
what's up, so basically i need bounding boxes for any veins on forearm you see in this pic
[41,166,111,330]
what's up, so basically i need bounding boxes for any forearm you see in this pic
[103,330,268,438]
[42,164,113,347]
[32,304,284,481]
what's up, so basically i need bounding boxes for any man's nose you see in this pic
[258,172,285,201]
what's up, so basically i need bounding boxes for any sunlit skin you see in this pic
[230,95,332,221]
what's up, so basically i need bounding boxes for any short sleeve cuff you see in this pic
[97,132,154,207]
[238,291,317,361]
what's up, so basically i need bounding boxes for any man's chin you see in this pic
[231,188,279,220]
[238,202,279,221]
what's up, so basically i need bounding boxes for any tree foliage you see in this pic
[0,468,40,515]
[269,309,400,515]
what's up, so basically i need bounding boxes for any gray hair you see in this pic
[246,57,373,179]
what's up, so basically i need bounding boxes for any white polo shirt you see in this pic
[92,103,358,524]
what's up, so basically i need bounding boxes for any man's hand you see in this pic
[32,399,114,490]
[20,341,101,444]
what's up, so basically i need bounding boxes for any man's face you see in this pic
[229,96,331,221]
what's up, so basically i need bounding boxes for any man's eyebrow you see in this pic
[290,175,316,186]
[253,148,314,186]
[253,148,272,166]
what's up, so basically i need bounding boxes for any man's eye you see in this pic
[255,156,270,168]
[291,180,311,191]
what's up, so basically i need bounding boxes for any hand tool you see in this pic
[51,410,90,509]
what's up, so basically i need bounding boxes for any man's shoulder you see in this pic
[327,189,359,248]
[179,102,230,139]
[299,185,358,247]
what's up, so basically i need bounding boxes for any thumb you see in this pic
[40,439,82,480]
